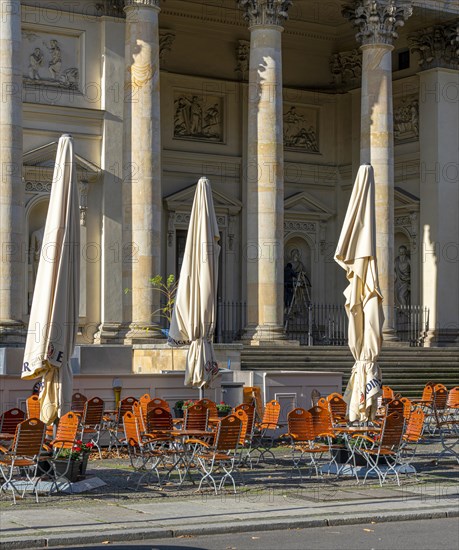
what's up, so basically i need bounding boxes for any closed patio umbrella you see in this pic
[21,134,80,425]
[168,176,221,390]
[334,164,384,422]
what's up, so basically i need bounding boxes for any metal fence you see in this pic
[215,300,429,347]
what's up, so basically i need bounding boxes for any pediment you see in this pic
[165,182,242,215]
[394,187,420,214]
[284,192,334,220]
[23,141,101,180]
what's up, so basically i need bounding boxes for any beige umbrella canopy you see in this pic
[21,134,80,425]
[334,164,384,422]
[168,176,221,389]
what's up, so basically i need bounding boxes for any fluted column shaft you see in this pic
[344,0,413,341]
[239,1,291,343]
[0,0,24,342]
[123,0,163,341]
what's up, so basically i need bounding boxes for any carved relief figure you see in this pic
[394,99,419,142]
[395,245,411,306]
[283,106,319,153]
[28,48,44,79]
[44,39,62,79]
[174,93,223,142]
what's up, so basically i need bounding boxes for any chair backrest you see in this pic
[139,393,152,419]
[386,399,404,416]
[235,403,256,435]
[132,401,145,433]
[146,406,173,433]
[214,414,242,452]
[446,386,459,409]
[0,407,26,434]
[380,411,404,448]
[403,406,425,443]
[233,409,248,445]
[327,393,347,424]
[308,405,332,437]
[184,403,208,431]
[147,397,170,412]
[71,392,87,414]
[11,417,46,456]
[420,382,434,403]
[197,398,218,418]
[123,411,141,448]
[26,395,40,419]
[432,387,448,411]
[317,397,327,409]
[81,397,105,427]
[116,396,138,424]
[53,411,79,450]
[400,397,412,420]
[287,407,314,442]
[261,400,281,429]
[381,385,395,405]
[243,386,263,421]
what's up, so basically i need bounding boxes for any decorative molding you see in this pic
[24,180,52,193]
[284,221,317,233]
[167,211,176,247]
[394,96,419,143]
[124,0,160,9]
[237,0,293,27]
[409,21,459,70]
[342,0,413,46]
[159,30,176,66]
[235,39,250,80]
[94,1,125,17]
[329,49,362,88]
[79,181,89,227]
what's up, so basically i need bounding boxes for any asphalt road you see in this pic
[55,517,459,550]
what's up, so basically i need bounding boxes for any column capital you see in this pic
[124,0,160,11]
[237,0,292,28]
[409,21,459,71]
[342,0,413,46]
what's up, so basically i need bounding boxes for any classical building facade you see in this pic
[0,0,458,352]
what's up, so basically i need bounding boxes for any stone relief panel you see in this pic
[394,96,419,143]
[329,49,362,89]
[283,105,320,153]
[173,91,224,143]
[22,29,81,90]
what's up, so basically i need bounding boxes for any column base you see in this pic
[123,322,165,345]
[0,320,25,344]
[382,327,399,342]
[241,324,291,346]
[424,328,459,347]
[93,323,126,344]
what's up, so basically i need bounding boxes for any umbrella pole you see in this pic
[199,387,203,399]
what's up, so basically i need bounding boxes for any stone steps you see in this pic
[241,346,459,398]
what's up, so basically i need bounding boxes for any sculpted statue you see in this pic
[395,245,411,306]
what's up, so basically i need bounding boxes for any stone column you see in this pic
[0,0,24,342]
[237,0,292,344]
[123,0,163,342]
[410,22,459,345]
[343,0,413,341]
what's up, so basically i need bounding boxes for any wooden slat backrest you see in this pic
[139,394,151,419]
[327,394,347,423]
[132,401,145,433]
[400,397,412,420]
[146,406,173,433]
[317,397,327,409]
[381,385,395,405]
[243,386,263,421]
[287,408,314,442]
[233,409,248,445]
[420,382,434,403]
[71,392,87,414]
[403,407,425,443]
[147,398,170,413]
[197,398,218,418]
[261,400,281,428]
[386,399,404,416]
[26,395,40,419]
[432,387,448,411]
[215,414,242,452]
[235,403,255,435]
[115,396,138,424]
[0,408,26,434]
[308,405,332,437]
[54,412,79,449]
[12,418,46,456]
[184,404,208,431]
[380,411,404,448]
[123,411,141,447]
[81,397,105,427]
[446,387,459,409]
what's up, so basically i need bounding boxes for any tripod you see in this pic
[284,271,311,331]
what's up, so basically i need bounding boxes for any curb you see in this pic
[1,508,458,549]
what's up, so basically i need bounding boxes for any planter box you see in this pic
[332,448,366,466]
[174,407,184,419]
[53,459,82,483]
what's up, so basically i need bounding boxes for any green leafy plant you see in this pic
[174,400,184,410]
[55,440,94,461]
[182,399,197,411]
[216,402,232,414]
[149,274,178,325]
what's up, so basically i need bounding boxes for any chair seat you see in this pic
[296,445,329,453]
[0,457,36,467]
[361,448,396,456]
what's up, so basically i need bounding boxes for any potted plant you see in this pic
[216,402,232,417]
[54,440,94,482]
[174,400,184,418]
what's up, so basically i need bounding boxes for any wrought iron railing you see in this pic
[216,299,247,343]
[285,303,349,346]
[394,305,429,347]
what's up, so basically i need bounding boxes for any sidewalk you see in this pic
[1,450,458,549]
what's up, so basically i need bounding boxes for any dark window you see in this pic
[176,229,187,276]
[398,50,410,71]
